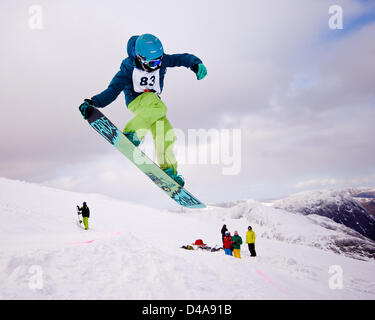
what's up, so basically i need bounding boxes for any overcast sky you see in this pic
[1,0,374,208]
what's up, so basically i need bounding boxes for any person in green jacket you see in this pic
[246,226,257,257]
[231,231,243,259]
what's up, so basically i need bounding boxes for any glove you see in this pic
[194,63,207,80]
[79,99,95,119]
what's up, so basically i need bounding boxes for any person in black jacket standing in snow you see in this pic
[77,202,90,230]
[221,224,228,245]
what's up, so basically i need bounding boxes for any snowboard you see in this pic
[76,206,84,229]
[85,108,206,209]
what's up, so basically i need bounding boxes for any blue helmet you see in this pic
[135,33,164,60]
[135,34,163,71]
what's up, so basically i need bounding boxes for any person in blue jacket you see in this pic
[79,34,207,186]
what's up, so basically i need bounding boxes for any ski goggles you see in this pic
[136,54,162,70]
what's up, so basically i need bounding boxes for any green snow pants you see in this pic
[82,217,89,230]
[123,92,178,173]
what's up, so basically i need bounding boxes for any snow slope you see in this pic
[0,177,374,299]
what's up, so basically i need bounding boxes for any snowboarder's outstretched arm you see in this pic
[91,61,132,108]
[163,53,207,80]
[78,61,132,119]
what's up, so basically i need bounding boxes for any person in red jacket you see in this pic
[223,231,233,256]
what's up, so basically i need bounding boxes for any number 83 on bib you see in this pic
[132,68,161,94]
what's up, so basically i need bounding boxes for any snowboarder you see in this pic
[231,231,243,259]
[223,231,233,256]
[78,34,207,187]
[246,226,257,257]
[77,202,90,230]
[221,224,228,245]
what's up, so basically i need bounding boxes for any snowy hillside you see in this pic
[206,200,375,260]
[273,190,375,241]
[1,177,375,300]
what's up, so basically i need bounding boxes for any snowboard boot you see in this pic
[124,131,143,147]
[163,168,185,187]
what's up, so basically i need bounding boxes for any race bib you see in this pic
[132,68,161,94]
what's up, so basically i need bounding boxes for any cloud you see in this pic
[1,0,374,205]
[296,178,345,189]
[296,175,375,189]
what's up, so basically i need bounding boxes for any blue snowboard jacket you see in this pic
[91,35,203,108]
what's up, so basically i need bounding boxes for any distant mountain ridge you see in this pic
[356,192,375,199]
[273,189,375,241]
[344,187,375,199]
[346,188,375,218]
